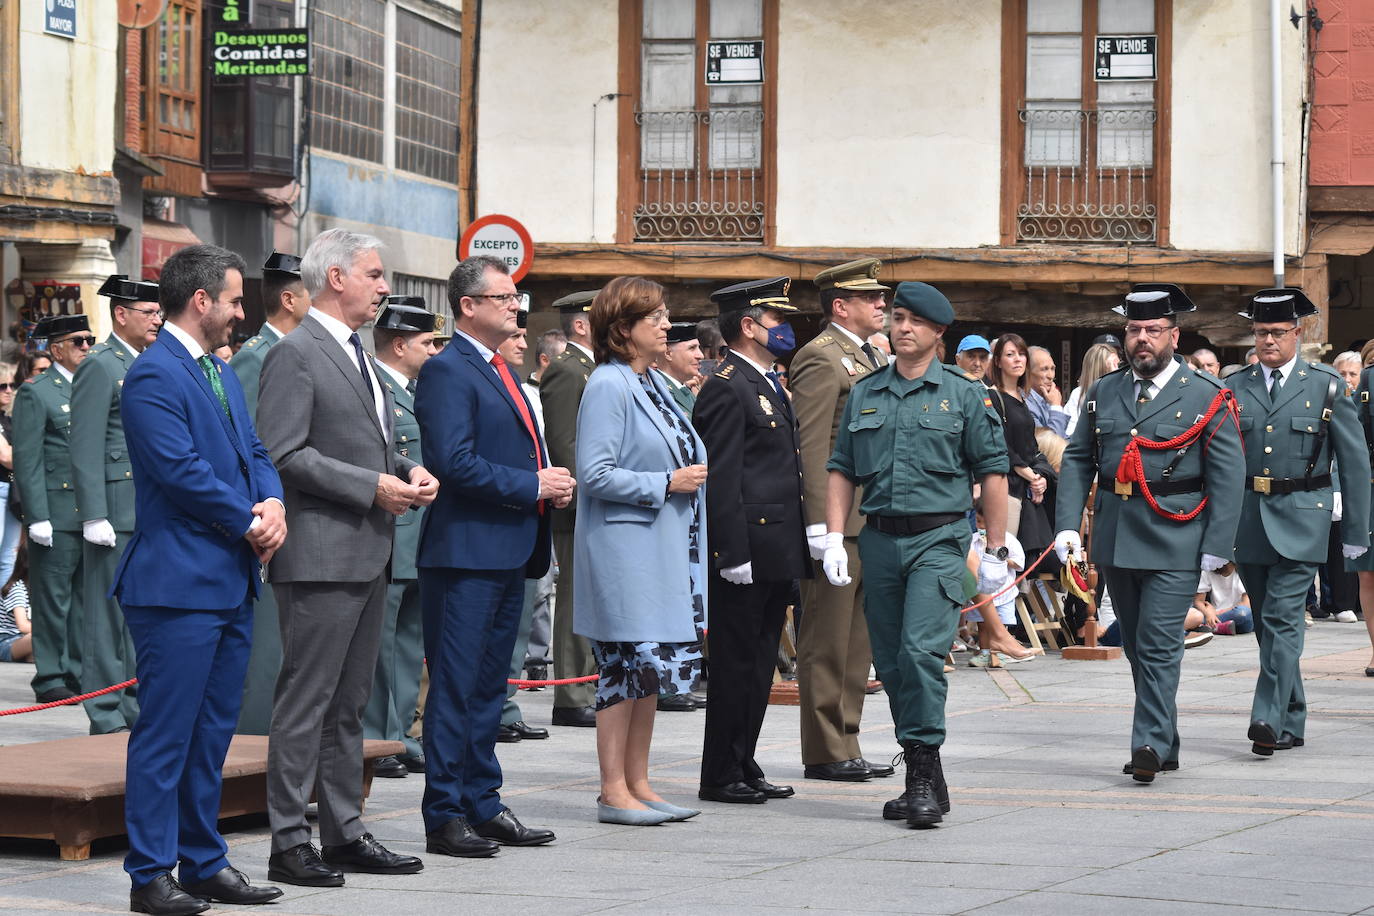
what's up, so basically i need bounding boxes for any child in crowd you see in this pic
[965,500,1035,665]
[0,541,31,663]
[1192,561,1253,635]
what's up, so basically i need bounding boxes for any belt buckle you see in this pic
[1253,476,1272,495]
[1114,480,1133,499]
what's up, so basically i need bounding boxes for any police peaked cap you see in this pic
[98,274,160,303]
[375,297,437,333]
[890,282,955,326]
[666,322,699,344]
[263,251,304,276]
[1111,283,1196,319]
[710,277,798,314]
[32,313,91,339]
[553,290,599,313]
[1238,288,1318,322]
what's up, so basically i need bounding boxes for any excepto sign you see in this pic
[706,40,763,85]
[212,28,310,78]
[1094,35,1157,81]
[460,214,534,283]
[44,0,77,39]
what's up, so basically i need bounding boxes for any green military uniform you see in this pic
[12,365,85,699]
[655,368,697,417]
[792,258,890,775]
[229,321,286,733]
[364,362,426,760]
[1348,364,1374,574]
[1229,289,1370,752]
[539,290,599,717]
[70,329,142,733]
[1057,285,1244,778]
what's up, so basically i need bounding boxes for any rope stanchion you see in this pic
[0,678,138,717]
[507,674,599,688]
[958,543,1058,617]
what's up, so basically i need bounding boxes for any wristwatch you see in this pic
[984,545,1010,561]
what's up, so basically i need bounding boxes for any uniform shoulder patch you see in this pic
[815,334,834,346]
[715,364,736,380]
[1309,361,1342,380]
[1188,367,1223,389]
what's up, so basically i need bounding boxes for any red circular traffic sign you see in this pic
[460,214,534,283]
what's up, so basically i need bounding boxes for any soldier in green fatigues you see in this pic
[364,297,439,777]
[823,282,1010,828]
[539,290,600,726]
[1056,285,1245,782]
[13,314,95,703]
[70,276,162,733]
[1229,288,1370,755]
[230,252,310,734]
[653,322,702,421]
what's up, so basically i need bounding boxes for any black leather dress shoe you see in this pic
[397,752,426,772]
[804,759,872,782]
[1121,758,1178,775]
[698,781,767,804]
[130,873,210,915]
[508,720,550,739]
[182,866,283,905]
[1130,745,1162,783]
[687,692,708,707]
[657,693,697,712]
[1248,720,1279,757]
[496,724,523,743]
[745,778,795,798]
[321,833,422,874]
[267,843,344,887]
[551,706,596,727]
[373,755,408,778]
[426,818,500,858]
[857,756,895,778]
[35,687,76,704]
[474,808,556,846]
[1275,732,1305,750]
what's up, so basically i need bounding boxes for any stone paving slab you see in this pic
[3,625,1374,915]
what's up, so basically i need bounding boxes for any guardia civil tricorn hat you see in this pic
[32,314,91,339]
[375,296,438,333]
[1111,283,1196,319]
[262,252,303,277]
[98,275,159,303]
[666,322,699,344]
[1237,288,1318,322]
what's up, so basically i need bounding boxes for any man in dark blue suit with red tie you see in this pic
[414,255,573,857]
[114,245,287,915]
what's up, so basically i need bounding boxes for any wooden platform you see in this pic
[0,733,403,860]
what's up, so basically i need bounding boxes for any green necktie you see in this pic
[198,354,234,423]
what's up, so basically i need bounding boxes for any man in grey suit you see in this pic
[258,228,439,888]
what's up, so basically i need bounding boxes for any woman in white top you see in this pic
[1064,344,1122,438]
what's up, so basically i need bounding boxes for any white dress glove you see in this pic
[805,523,828,561]
[821,532,851,586]
[82,518,117,548]
[1342,544,1368,561]
[28,520,53,547]
[720,562,754,586]
[1054,529,1082,565]
[977,553,1009,595]
[1331,491,1343,522]
[1200,553,1230,572]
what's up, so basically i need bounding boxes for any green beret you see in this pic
[890,282,954,326]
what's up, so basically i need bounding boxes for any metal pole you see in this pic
[1271,0,1285,288]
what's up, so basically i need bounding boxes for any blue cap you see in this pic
[956,334,991,354]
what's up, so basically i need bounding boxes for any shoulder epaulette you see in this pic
[242,336,262,349]
[715,364,736,380]
[1309,361,1342,380]
[814,334,834,347]
[1101,365,1130,379]
[1189,367,1224,389]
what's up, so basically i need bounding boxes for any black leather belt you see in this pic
[1245,473,1332,495]
[1098,475,1203,498]
[866,513,964,537]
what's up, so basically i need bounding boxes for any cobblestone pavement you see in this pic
[3,622,1374,915]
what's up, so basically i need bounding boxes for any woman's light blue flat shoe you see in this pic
[642,799,700,821]
[597,800,673,825]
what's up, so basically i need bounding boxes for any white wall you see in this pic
[18,0,117,174]
[1169,0,1306,256]
[775,0,1003,248]
[476,0,621,243]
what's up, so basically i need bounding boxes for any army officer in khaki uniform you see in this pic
[1230,288,1369,755]
[791,258,893,783]
[1055,285,1244,783]
[71,275,161,733]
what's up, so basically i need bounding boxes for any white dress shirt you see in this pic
[1132,354,1181,402]
[308,306,386,432]
[1260,353,1300,394]
[161,320,206,359]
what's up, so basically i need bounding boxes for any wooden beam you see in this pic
[1309,186,1374,213]
[456,0,481,247]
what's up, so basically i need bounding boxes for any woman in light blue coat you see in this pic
[574,277,708,826]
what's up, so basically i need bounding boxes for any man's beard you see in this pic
[1130,345,1173,377]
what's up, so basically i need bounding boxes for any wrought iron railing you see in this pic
[1017,107,1157,243]
[634,108,765,242]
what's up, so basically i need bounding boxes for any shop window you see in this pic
[309,0,386,164]
[395,9,460,182]
[204,0,297,187]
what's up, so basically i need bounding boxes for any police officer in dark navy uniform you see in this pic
[692,277,810,805]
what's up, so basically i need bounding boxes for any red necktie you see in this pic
[491,353,545,513]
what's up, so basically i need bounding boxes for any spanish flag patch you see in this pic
[983,397,993,407]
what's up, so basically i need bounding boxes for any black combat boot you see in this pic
[883,746,951,820]
[900,742,942,829]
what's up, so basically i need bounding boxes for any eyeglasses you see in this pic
[472,293,522,306]
[1124,325,1172,340]
[643,308,670,323]
[1253,327,1297,341]
[56,335,96,348]
[0,383,15,392]
[122,306,164,319]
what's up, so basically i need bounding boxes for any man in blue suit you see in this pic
[114,245,286,915]
[414,255,573,857]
